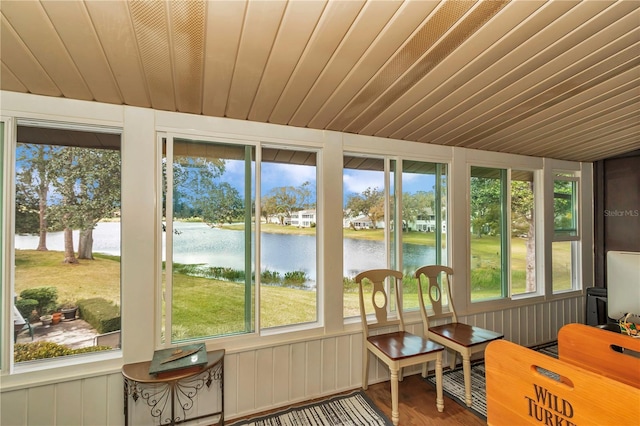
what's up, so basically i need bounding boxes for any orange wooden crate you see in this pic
[558,323,640,388]
[485,339,640,425]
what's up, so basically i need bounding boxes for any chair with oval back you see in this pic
[357,268,444,426]
[415,265,503,408]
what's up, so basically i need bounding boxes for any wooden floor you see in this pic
[227,373,486,425]
[365,374,486,425]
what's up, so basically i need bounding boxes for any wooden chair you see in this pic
[357,268,444,426]
[415,265,503,407]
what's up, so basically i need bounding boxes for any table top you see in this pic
[122,348,224,383]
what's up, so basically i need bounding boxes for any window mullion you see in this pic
[500,169,509,298]
[244,146,253,333]
[164,135,174,345]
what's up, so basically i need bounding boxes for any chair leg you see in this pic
[421,360,429,378]
[362,350,370,390]
[449,349,457,370]
[462,353,472,407]
[390,367,400,426]
[435,353,444,413]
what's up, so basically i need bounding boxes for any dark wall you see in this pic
[594,151,640,289]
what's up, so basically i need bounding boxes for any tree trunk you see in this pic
[63,227,78,264]
[36,181,48,251]
[78,228,94,260]
[525,219,536,292]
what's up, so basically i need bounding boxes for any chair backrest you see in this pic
[415,265,456,325]
[356,269,404,337]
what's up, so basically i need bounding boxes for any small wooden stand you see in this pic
[122,349,224,426]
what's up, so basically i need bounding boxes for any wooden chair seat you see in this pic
[368,331,444,361]
[416,265,504,408]
[429,323,503,348]
[357,269,444,426]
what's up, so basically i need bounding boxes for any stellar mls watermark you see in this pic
[604,209,639,217]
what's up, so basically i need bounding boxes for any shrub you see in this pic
[15,298,38,321]
[221,267,244,281]
[19,287,58,316]
[343,276,357,293]
[14,341,110,362]
[78,298,120,333]
[402,275,418,293]
[283,270,308,287]
[261,269,281,284]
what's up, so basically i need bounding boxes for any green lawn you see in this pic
[14,232,571,340]
[14,250,317,340]
[15,250,121,306]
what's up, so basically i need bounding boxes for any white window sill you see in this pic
[1,350,122,392]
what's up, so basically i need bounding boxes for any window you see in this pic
[470,167,506,301]
[552,174,579,293]
[259,148,317,329]
[162,137,318,342]
[342,156,387,318]
[396,160,448,311]
[13,122,122,363]
[470,166,540,301]
[1,120,4,367]
[511,170,536,296]
[342,155,448,317]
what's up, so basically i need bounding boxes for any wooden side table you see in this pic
[122,349,224,426]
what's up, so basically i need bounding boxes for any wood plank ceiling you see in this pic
[1,0,639,162]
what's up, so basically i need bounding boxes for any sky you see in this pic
[16,143,436,209]
[223,158,437,206]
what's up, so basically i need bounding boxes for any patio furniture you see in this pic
[13,305,34,343]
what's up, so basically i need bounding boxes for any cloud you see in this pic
[261,163,315,192]
[343,170,384,195]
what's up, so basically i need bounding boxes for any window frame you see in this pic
[342,152,451,319]
[466,162,546,309]
[552,175,580,242]
[2,117,123,375]
[550,171,582,294]
[159,132,323,345]
[509,168,542,299]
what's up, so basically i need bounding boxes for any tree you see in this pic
[193,182,243,225]
[402,191,435,231]
[345,187,384,229]
[261,193,279,224]
[49,146,121,262]
[553,180,575,232]
[166,156,224,218]
[512,180,535,292]
[297,181,314,210]
[261,182,315,225]
[470,176,501,237]
[15,144,59,249]
[166,154,247,226]
[262,186,298,225]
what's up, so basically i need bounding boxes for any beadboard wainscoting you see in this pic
[1,296,583,426]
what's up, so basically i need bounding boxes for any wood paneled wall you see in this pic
[1,298,582,425]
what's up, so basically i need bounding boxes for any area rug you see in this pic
[425,342,558,420]
[228,390,392,426]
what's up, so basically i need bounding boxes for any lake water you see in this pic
[15,222,437,283]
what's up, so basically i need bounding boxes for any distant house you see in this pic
[406,208,447,233]
[266,213,289,225]
[291,209,316,228]
[343,215,385,230]
[265,210,316,227]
